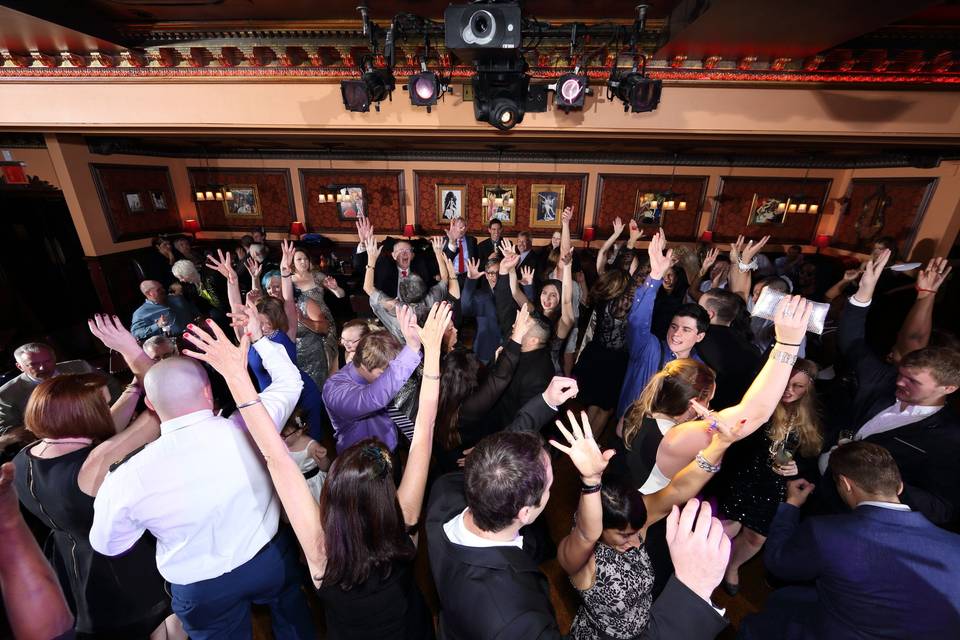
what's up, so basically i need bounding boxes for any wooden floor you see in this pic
[251,435,772,639]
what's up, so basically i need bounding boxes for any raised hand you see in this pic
[773,294,814,346]
[364,235,382,263]
[88,314,140,354]
[520,265,535,286]
[855,248,891,302]
[445,222,459,245]
[612,216,625,238]
[431,236,446,254]
[245,257,262,281]
[666,499,730,604]
[182,319,250,383]
[543,376,579,408]
[499,238,517,257]
[499,252,520,274]
[280,239,295,273]
[510,303,534,342]
[206,249,237,284]
[356,217,373,244]
[647,228,673,280]
[549,410,615,484]
[396,304,421,351]
[561,206,573,226]
[322,275,339,290]
[841,269,861,283]
[416,301,454,355]
[628,219,643,243]
[740,235,771,265]
[700,247,720,276]
[729,235,745,264]
[228,299,263,341]
[916,256,952,298]
[786,478,816,507]
[245,289,262,306]
[466,257,483,280]
[561,246,574,266]
[711,262,730,288]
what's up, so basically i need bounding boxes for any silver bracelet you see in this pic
[737,259,759,272]
[236,397,263,410]
[695,451,721,474]
[770,349,799,367]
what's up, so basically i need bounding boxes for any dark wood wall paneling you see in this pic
[90,164,182,241]
[832,178,937,252]
[595,174,708,241]
[299,169,404,234]
[711,177,831,243]
[413,171,588,238]
[188,167,295,232]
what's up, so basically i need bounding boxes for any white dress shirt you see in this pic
[443,508,524,550]
[90,338,303,585]
[858,501,911,511]
[855,401,941,441]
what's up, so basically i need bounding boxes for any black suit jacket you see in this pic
[443,235,480,276]
[837,300,960,524]
[476,237,500,265]
[353,244,434,298]
[697,325,762,410]
[427,473,728,640]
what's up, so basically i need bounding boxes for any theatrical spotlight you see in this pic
[551,70,591,112]
[404,66,449,113]
[607,65,662,113]
[341,64,396,113]
[472,56,530,131]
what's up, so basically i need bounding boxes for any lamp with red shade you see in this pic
[582,226,595,247]
[814,234,831,253]
[404,224,415,239]
[290,221,306,239]
[183,218,201,239]
[700,230,714,243]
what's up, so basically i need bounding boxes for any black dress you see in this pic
[13,445,170,638]
[315,560,434,640]
[574,297,631,410]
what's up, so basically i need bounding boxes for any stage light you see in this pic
[341,66,395,113]
[552,72,590,112]
[472,56,530,131]
[609,72,662,113]
[404,69,449,113]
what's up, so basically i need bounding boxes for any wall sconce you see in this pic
[582,226,595,246]
[289,221,306,238]
[814,234,831,253]
[787,203,798,214]
[404,224,415,238]
[194,186,233,202]
[700,230,714,243]
[808,204,819,214]
[797,203,808,214]
[777,202,787,213]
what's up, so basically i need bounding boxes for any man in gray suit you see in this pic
[0,342,120,448]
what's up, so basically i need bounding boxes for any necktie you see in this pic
[401,269,408,278]
[458,238,466,273]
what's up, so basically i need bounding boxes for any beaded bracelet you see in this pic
[695,451,721,474]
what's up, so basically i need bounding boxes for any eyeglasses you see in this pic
[341,337,361,346]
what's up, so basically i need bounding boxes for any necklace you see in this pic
[36,437,93,456]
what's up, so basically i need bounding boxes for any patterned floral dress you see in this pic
[569,542,655,640]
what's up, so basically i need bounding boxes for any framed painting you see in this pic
[437,184,467,223]
[335,185,366,220]
[483,184,516,225]
[634,191,666,225]
[223,185,262,218]
[148,190,169,211]
[748,194,788,225]
[529,184,565,228]
[123,191,145,214]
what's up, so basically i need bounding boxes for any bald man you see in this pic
[90,340,314,639]
[130,280,198,341]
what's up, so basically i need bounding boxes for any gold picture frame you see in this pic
[223,185,262,218]
[747,193,788,225]
[529,184,565,228]
[482,184,517,226]
[436,184,467,223]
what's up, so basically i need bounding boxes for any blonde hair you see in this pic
[768,359,823,457]
[623,359,715,450]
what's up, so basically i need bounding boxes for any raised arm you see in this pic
[495,250,522,336]
[560,206,573,260]
[279,240,298,342]
[182,319,326,577]
[443,255,461,300]
[461,258,483,315]
[321,274,346,299]
[88,314,154,382]
[108,381,143,432]
[626,229,671,347]
[596,217,625,276]
[207,248,243,313]
[837,249,890,372]
[824,268,861,303]
[552,410,616,579]
[655,295,813,479]
[688,247,719,303]
[558,248,575,339]
[362,233,382,298]
[892,257,951,359]
[396,303,452,529]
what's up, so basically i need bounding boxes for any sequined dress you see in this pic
[295,272,339,389]
[569,542,654,640]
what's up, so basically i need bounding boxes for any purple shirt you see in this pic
[322,345,422,453]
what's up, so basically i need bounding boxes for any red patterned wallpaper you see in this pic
[833,178,935,252]
[90,164,182,241]
[299,169,404,233]
[595,174,708,241]
[711,177,831,243]
[187,168,295,231]
[413,171,587,238]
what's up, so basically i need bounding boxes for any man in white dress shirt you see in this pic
[90,324,314,640]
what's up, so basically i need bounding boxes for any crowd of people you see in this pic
[0,212,958,640]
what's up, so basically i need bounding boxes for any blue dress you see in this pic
[248,331,326,440]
